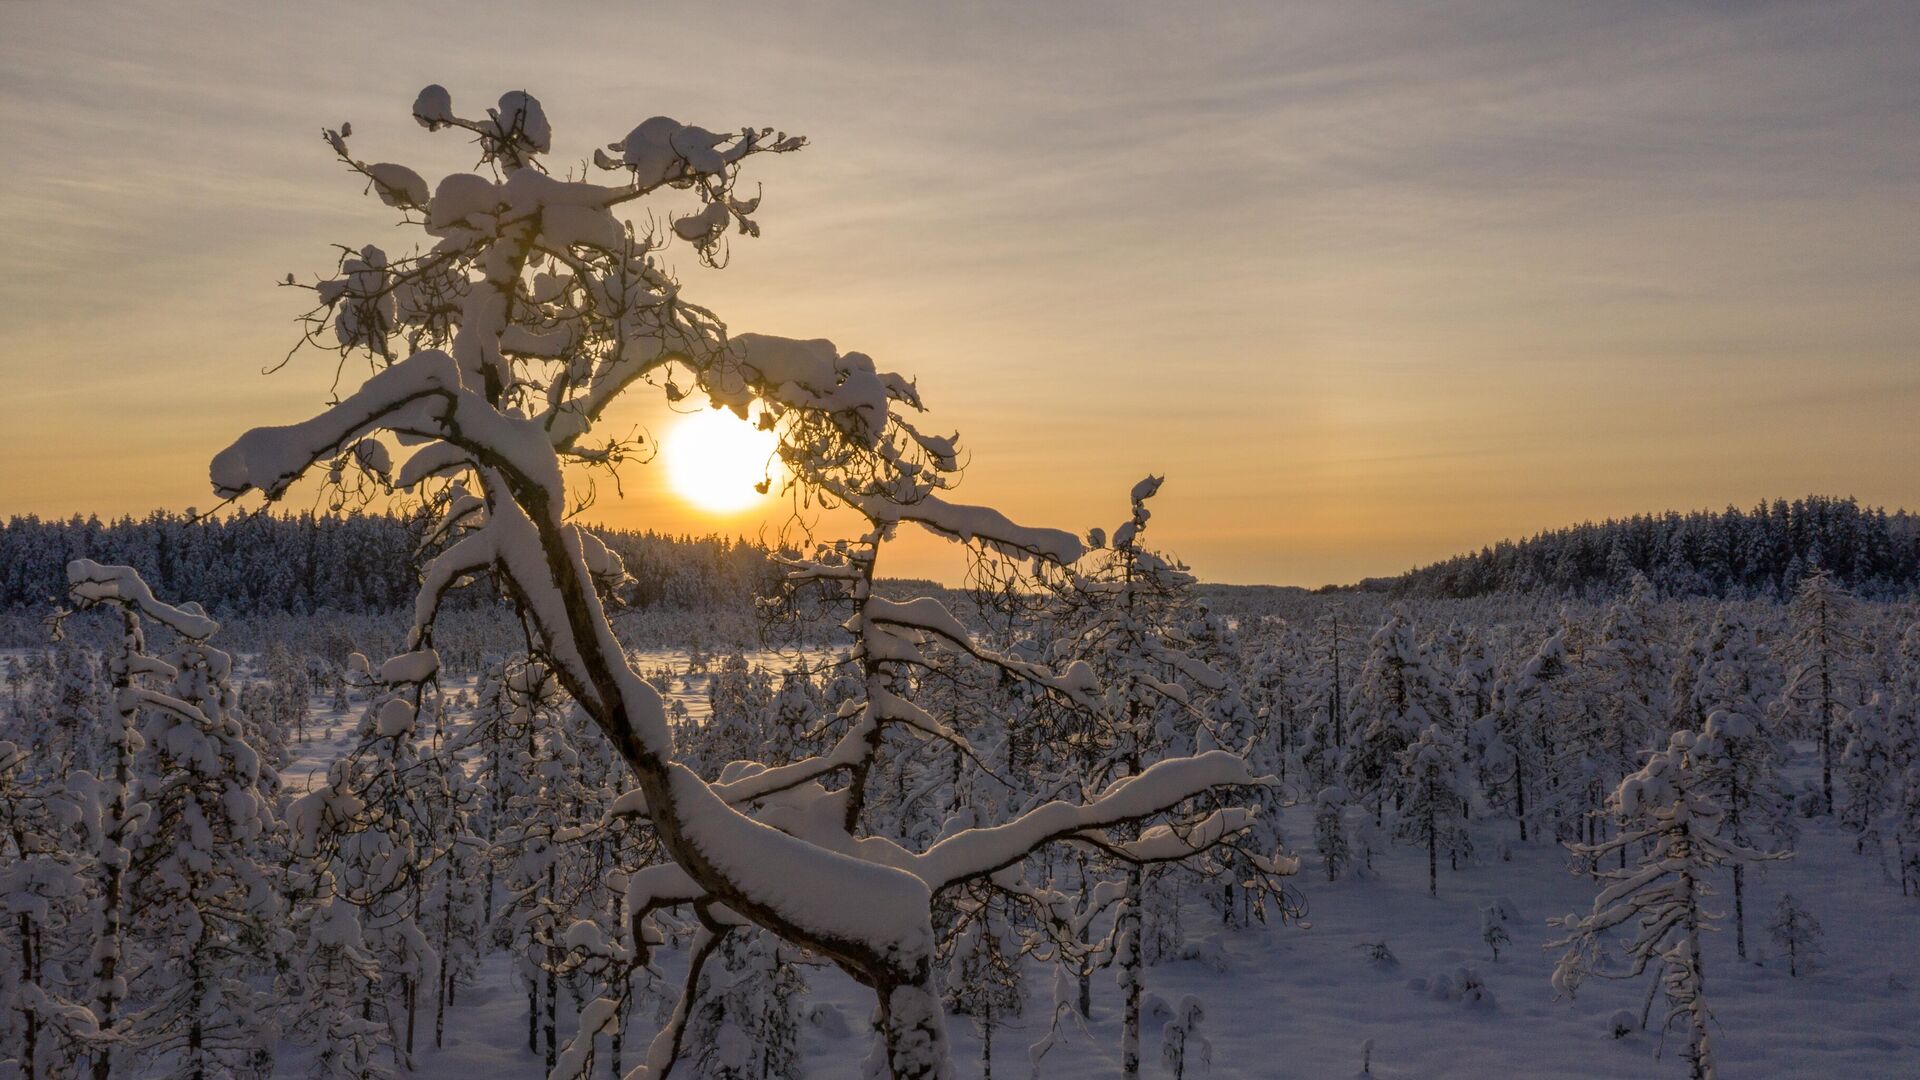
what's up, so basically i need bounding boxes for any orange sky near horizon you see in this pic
[2,1,1918,587]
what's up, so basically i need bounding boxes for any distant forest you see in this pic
[1358,495,1920,600]
[12,497,1919,614]
[0,511,777,614]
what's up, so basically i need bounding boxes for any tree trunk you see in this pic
[981,1001,993,1080]
[610,980,625,1080]
[188,945,206,1080]
[92,609,140,1080]
[1818,616,1834,815]
[875,978,952,1080]
[1121,869,1143,1079]
[545,964,558,1073]
[1515,761,1529,843]
[404,974,417,1060]
[20,913,37,1080]
[1732,863,1747,961]
[1427,790,1438,897]
[1077,920,1092,1020]
[436,870,453,1048]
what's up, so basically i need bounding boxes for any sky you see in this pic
[1,0,1917,586]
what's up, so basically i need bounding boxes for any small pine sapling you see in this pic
[1765,893,1822,977]
[1481,904,1511,962]
[1354,940,1397,969]
[1314,786,1351,882]
[1159,995,1210,1080]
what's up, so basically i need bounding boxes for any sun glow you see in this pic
[663,407,781,515]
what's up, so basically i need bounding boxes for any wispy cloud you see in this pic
[1,0,1915,584]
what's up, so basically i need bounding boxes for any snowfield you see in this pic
[255,674,1918,1079]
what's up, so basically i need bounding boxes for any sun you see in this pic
[663,406,780,515]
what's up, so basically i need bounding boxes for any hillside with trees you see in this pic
[1353,496,1920,601]
[0,512,777,615]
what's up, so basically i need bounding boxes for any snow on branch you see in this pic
[915,751,1264,888]
[210,349,464,500]
[859,492,1085,565]
[67,559,220,640]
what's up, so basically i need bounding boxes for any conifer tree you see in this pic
[1346,613,1450,827]
[1765,893,1821,977]
[679,928,804,1080]
[1159,994,1211,1080]
[289,890,394,1080]
[1551,729,1786,1080]
[1395,724,1469,897]
[1476,630,1570,843]
[1313,785,1351,883]
[1779,572,1857,814]
[940,894,1024,1080]
[122,596,284,1079]
[0,738,96,1080]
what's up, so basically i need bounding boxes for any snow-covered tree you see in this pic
[1313,786,1351,882]
[288,891,394,1080]
[1684,612,1795,960]
[1550,728,1786,1080]
[1692,707,1793,961]
[1778,572,1858,814]
[209,86,1276,1077]
[0,738,96,1080]
[1764,892,1821,977]
[1840,695,1899,856]
[1345,613,1451,826]
[116,583,284,1079]
[1574,577,1670,844]
[1476,630,1571,843]
[677,927,803,1080]
[1895,763,1920,898]
[1395,724,1470,896]
[940,894,1024,1080]
[64,561,246,1080]
[1158,994,1211,1080]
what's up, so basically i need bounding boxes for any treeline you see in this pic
[0,511,777,614]
[1360,495,1920,601]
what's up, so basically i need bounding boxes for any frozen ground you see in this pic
[271,692,1918,1080]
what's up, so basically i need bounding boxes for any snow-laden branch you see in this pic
[67,560,220,640]
[851,491,1084,565]
[915,751,1264,888]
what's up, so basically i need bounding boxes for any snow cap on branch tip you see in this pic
[489,90,551,154]
[673,199,732,249]
[375,698,416,738]
[427,172,498,232]
[609,116,739,187]
[378,649,440,685]
[366,162,429,210]
[413,84,454,129]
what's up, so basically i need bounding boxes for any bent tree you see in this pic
[209,87,1278,1077]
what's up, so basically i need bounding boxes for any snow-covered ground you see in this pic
[276,648,828,792]
[272,705,1917,1080]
